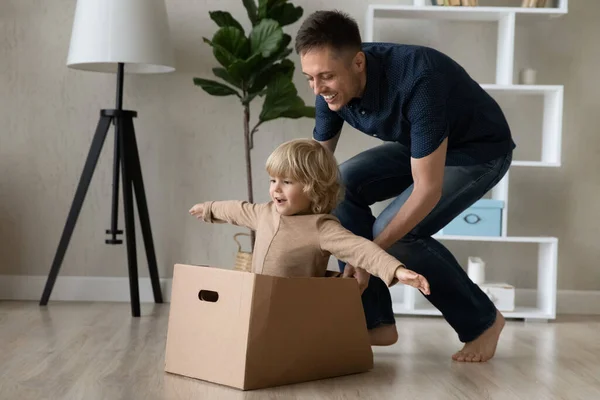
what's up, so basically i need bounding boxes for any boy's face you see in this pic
[269,176,312,216]
[300,45,365,112]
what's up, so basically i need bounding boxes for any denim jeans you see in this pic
[333,142,512,343]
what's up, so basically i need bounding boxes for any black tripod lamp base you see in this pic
[39,107,164,317]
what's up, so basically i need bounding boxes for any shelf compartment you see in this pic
[480,84,563,167]
[389,236,557,320]
[369,4,568,23]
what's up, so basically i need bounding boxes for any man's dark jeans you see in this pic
[333,142,512,343]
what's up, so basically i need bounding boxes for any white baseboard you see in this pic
[1,275,599,315]
[0,275,173,303]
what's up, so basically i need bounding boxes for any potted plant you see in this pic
[193,0,315,251]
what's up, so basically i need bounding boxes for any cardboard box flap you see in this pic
[244,275,373,390]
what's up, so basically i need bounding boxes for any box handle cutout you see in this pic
[463,214,481,224]
[198,290,219,302]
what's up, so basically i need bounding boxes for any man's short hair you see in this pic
[294,10,362,56]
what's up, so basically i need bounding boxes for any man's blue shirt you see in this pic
[313,43,516,165]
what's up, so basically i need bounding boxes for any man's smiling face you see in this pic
[300,46,365,112]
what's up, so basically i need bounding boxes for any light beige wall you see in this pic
[0,0,597,291]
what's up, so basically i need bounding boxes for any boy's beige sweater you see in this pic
[202,200,403,287]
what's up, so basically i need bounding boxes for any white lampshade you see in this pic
[67,0,175,74]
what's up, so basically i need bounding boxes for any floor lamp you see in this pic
[39,0,176,317]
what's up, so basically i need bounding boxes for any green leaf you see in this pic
[193,78,241,97]
[248,59,294,94]
[267,33,292,63]
[258,0,286,19]
[257,0,270,19]
[252,33,291,69]
[242,0,258,26]
[209,11,244,33]
[203,37,237,68]
[247,33,292,84]
[259,74,314,122]
[203,27,250,70]
[243,52,265,71]
[250,19,283,58]
[212,67,241,89]
[227,60,252,84]
[226,52,264,86]
[268,3,303,26]
[212,27,249,60]
[278,58,295,79]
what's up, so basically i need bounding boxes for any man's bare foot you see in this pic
[369,324,398,346]
[452,310,505,362]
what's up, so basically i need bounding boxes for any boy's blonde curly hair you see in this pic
[265,139,343,214]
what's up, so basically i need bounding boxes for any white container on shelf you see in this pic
[467,256,486,284]
[479,283,515,312]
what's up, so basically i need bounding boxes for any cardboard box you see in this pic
[164,264,374,390]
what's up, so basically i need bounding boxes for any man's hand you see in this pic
[343,264,370,294]
[189,203,204,219]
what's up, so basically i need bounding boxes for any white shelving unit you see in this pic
[365,0,567,320]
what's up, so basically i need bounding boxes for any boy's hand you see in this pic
[343,264,370,294]
[395,266,430,295]
[189,203,204,219]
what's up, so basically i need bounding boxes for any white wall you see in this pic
[0,0,598,294]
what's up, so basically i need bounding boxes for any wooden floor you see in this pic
[1,302,599,400]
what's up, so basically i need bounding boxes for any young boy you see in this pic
[189,139,429,297]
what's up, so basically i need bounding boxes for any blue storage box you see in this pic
[440,199,504,237]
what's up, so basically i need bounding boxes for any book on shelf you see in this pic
[521,0,548,7]
[433,0,551,6]
[434,0,479,6]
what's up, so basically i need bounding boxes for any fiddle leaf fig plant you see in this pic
[194,2,315,246]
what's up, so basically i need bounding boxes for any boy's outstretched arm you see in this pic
[189,201,266,231]
[318,218,430,295]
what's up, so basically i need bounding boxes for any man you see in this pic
[295,10,514,363]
